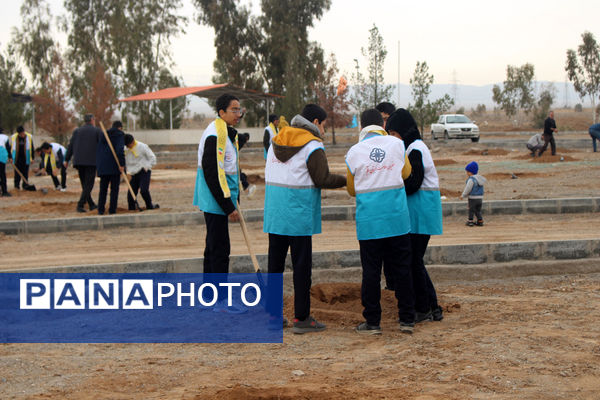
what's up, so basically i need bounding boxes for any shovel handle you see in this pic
[12,164,30,185]
[236,201,261,273]
[98,122,139,206]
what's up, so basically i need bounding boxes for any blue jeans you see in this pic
[589,124,600,152]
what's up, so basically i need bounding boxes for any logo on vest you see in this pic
[369,148,386,163]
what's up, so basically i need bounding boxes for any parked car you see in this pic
[430,114,480,142]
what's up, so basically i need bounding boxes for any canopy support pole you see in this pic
[169,99,173,130]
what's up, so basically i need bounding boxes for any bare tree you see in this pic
[565,31,600,123]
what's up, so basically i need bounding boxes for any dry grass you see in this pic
[468,107,595,132]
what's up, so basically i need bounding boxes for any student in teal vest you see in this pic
[346,109,415,335]
[11,126,34,190]
[264,104,346,333]
[386,108,444,323]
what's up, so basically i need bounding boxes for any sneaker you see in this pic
[55,185,61,191]
[60,187,67,192]
[212,299,248,315]
[292,316,326,334]
[415,310,433,323]
[247,184,256,197]
[432,306,444,321]
[355,322,382,335]
[398,321,415,334]
[466,220,474,227]
[475,220,484,226]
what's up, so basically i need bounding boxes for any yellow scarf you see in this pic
[215,118,238,199]
[126,141,139,157]
[268,122,277,135]
[43,152,57,173]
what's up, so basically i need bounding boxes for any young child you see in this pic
[461,161,487,226]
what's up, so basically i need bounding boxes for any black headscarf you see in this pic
[385,108,421,147]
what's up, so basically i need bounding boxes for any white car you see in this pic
[430,114,480,142]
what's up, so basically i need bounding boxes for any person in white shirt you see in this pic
[526,133,544,157]
[124,134,159,210]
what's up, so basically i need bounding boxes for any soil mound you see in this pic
[485,172,544,180]
[440,188,460,198]
[284,283,460,327]
[463,148,509,156]
[532,154,577,163]
[434,158,457,166]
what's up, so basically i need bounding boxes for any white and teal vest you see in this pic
[263,125,276,160]
[345,135,411,240]
[406,140,443,235]
[193,121,240,215]
[51,143,66,164]
[263,140,323,236]
[0,134,9,164]
[11,133,32,165]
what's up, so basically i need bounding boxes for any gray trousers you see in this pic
[468,198,483,221]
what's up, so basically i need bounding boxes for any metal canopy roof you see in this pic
[119,83,282,102]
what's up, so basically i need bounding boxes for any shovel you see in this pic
[13,165,36,191]
[236,201,266,290]
[98,122,142,212]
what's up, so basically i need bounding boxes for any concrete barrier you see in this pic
[2,198,598,235]
[6,238,600,274]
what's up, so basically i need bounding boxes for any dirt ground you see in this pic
[2,213,600,271]
[1,274,599,399]
[1,133,600,399]
[1,134,599,221]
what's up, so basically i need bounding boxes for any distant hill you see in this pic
[393,81,588,109]
[186,81,590,116]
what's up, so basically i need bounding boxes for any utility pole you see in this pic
[397,41,400,107]
[451,70,459,110]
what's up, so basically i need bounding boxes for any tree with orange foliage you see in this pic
[35,50,75,145]
[76,60,117,128]
[312,53,352,144]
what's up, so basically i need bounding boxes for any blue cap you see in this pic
[465,161,478,174]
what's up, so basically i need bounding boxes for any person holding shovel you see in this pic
[36,142,68,191]
[11,126,34,190]
[193,93,245,314]
[96,121,125,215]
[124,133,159,210]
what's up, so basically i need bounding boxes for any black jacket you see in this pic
[201,126,238,215]
[65,123,101,167]
[96,128,125,176]
[544,117,556,136]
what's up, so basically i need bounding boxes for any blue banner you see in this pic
[0,273,283,343]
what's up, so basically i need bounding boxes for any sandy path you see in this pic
[1,274,598,399]
[2,213,598,270]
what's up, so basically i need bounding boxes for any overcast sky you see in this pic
[1,0,599,90]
